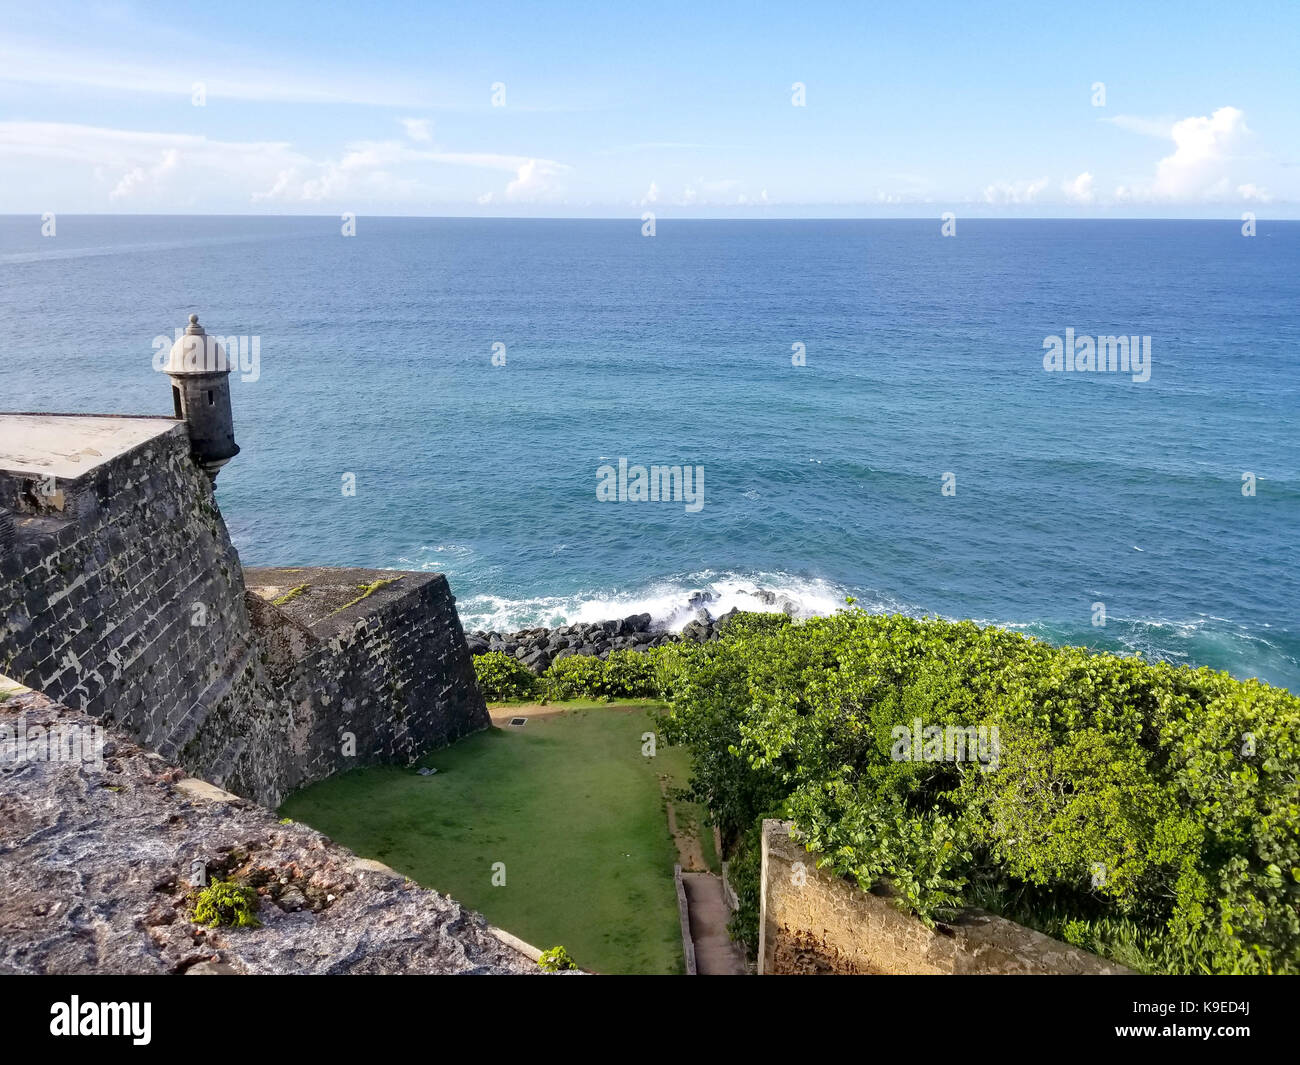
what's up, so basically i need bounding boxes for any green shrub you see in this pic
[537,945,578,971]
[192,878,261,929]
[537,645,698,702]
[600,649,659,698]
[646,642,703,702]
[724,823,765,955]
[473,651,538,702]
[658,608,1300,974]
[542,654,610,700]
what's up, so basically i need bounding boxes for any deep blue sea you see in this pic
[1,216,1296,691]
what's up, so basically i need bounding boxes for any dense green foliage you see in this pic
[191,878,261,929]
[654,609,1300,974]
[473,650,539,701]
[473,646,679,702]
[543,648,665,700]
[470,611,1300,972]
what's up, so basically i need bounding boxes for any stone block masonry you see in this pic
[0,686,534,974]
[0,414,489,808]
[759,819,1130,975]
[237,566,490,801]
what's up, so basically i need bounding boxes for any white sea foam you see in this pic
[399,550,1298,689]
[456,570,878,634]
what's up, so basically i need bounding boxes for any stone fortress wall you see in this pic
[0,415,488,809]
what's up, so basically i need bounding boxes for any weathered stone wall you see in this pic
[0,686,534,975]
[0,424,259,746]
[227,568,490,803]
[0,428,488,808]
[759,819,1130,975]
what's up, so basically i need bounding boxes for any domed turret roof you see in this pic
[165,315,231,375]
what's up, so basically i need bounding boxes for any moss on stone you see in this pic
[271,583,310,607]
[191,878,261,929]
[330,577,402,617]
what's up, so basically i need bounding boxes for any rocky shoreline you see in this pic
[465,588,800,673]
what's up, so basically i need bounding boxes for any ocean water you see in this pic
[1,216,1296,691]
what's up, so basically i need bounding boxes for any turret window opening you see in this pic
[208,390,215,406]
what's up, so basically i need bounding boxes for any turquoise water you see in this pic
[1,216,1296,690]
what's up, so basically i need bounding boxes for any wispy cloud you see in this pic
[399,118,433,143]
[0,122,572,207]
[0,40,430,107]
[1102,114,1176,139]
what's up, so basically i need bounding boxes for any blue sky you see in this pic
[1,0,1296,216]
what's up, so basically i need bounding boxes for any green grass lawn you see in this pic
[279,700,688,975]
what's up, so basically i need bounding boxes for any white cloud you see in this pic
[1102,114,1175,139]
[981,177,1048,204]
[0,121,570,209]
[1152,107,1250,200]
[0,40,427,107]
[111,148,181,200]
[661,178,751,207]
[399,118,433,143]
[1109,106,1264,203]
[0,121,312,208]
[1062,172,1095,205]
[641,181,659,205]
[503,158,569,201]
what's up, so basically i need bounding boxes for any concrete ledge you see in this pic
[674,864,698,975]
[174,777,244,804]
[488,925,544,964]
[759,819,1130,975]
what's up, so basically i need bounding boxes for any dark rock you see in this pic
[522,648,551,672]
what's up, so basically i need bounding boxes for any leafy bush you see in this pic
[601,649,658,698]
[724,822,765,954]
[473,651,538,702]
[658,608,1300,974]
[537,945,578,971]
[542,654,611,700]
[539,646,690,701]
[192,878,261,929]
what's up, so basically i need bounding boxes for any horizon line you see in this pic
[1,212,1295,222]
